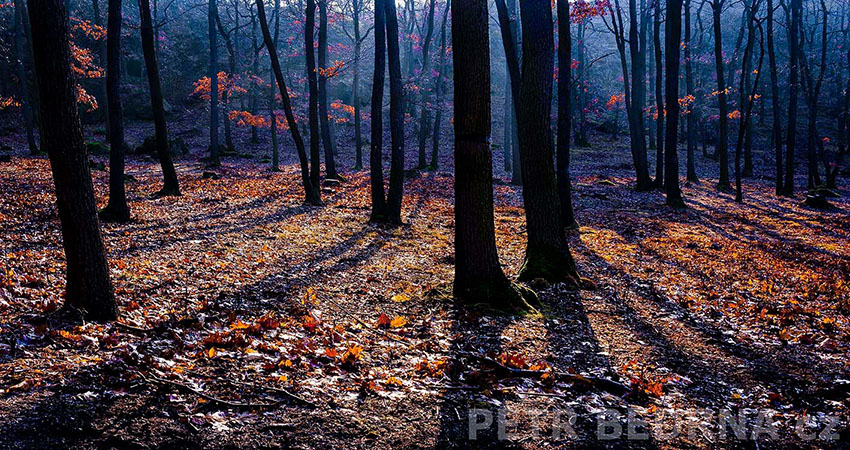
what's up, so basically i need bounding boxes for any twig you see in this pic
[140,372,281,410]
[114,321,153,334]
[227,378,318,408]
[458,352,630,397]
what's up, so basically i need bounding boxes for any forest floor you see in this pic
[0,113,849,449]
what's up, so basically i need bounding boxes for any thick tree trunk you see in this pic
[306,0,321,189]
[256,0,321,204]
[14,0,38,154]
[451,0,521,307]
[556,0,576,228]
[139,0,180,196]
[629,0,651,191]
[370,0,388,220]
[384,0,405,224]
[208,0,220,166]
[711,0,731,190]
[100,0,130,222]
[766,0,781,193]
[516,0,580,286]
[318,0,340,180]
[664,0,685,208]
[28,0,116,321]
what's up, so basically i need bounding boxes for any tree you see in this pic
[734,9,764,203]
[208,0,220,166]
[767,0,781,194]
[306,0,322,189]
[256,0,321,205]
[349,0,367,170]
[783,0,801,196]
[684,0,698,182]
[710,0,731,191]
[664,0,685,207]
[139,0,180,196]
[369,0,388,220]
[383,0,405,224]
[14,0,39,155]
[516,0,581,285]
[27,0,116,321]
[652,0,664,187]
[318,0,341,180]
[428,0,450,171]
[451,0,524,307]
[416,0,436,170]
[99,0,130,222]
[557,0,576,228]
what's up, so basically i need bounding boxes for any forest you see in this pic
[0,0,848,447]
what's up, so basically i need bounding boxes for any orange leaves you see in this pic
[376,313,391,328]
[376,313,408,329]
[0,97,21,110]
[415,358,447,377]
[302,314,320,333]
[497,352,529,370]
[192,72,248,102]
[341,343,363,366]
[606,93,625,110]
[728,110,742,120]
[318,60,345,79]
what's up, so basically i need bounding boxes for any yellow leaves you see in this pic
[229,319,251,331]
[384,376,403,387]
[207,347,217,358]
[341,344,363,366]
[303,287,319,306]
[302,314,320,333]
[389,316,408,328]
[391,293,410,303]
[376,313,408,329]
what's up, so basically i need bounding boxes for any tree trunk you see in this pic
[516,0,580,286]
[256,0,321,204]
[306,0,321,188]
[665,0,685,207]
[711,0,731,190]
[318,0,340,180]
[208,0,220,166]
[451,0,522,307]
[416,0,436,170]
[766,0,781,193]
[14,0,38,154]
[352,0,363,170]
[653,0,664,187]
[139,0,180,196]
[684,0,698,182]
[370,0,388,220]
[269,0,281,172]
[92,0,110,141]
[782,0,800,196]
[429,0,450,171]
[384,0,405,224]
[100,0,130,222]
[556,0,576,228]
[28,0,116,321]
[629,0,650,191]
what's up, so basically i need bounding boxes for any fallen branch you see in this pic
[227,378,318,408]
[459,352,630,397]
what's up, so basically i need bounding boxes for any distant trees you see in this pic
[208,0,220,166]
[139,0,180,197]
[13,0,38,155]
[27,0,116,321]
[710,0,731,191]
[318,0,341,181]
[306,0,322,189]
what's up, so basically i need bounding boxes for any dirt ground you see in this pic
[0,112,848,449]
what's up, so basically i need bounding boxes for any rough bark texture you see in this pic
[256,0,321,205]
[556,0,576,228]
[384,0,405,224]
[664,0,685,208]
[516,0,580,286]
[653,0,664,187]
[28,0,116,321]
[369,0,388,221]
[451,0,519,307]
[352,0,363,170]
[100,0,130,222]
[139,0,180,196]
[783,0,800,197]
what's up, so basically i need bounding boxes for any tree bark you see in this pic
[318,0,340,180]
[711,0,731,190]
[429,0,450,171]
[556,0,576,228]
[139,0,180,196]
[782,0,800,196]
[451,0,521,307]
[653,0,664,187]
[256,0,321,205]
[100,0,130,222]
[416,0,436,169]
[661,0,684,208]
[352,0,363,170]
[14,0,38,155]
[28,0,116,321]
[684,0,698,182]
[306,0,321,188]
[384,0,405,224]
[208,0,220,166]
[516,0,581,286]
[369,0,388,220]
